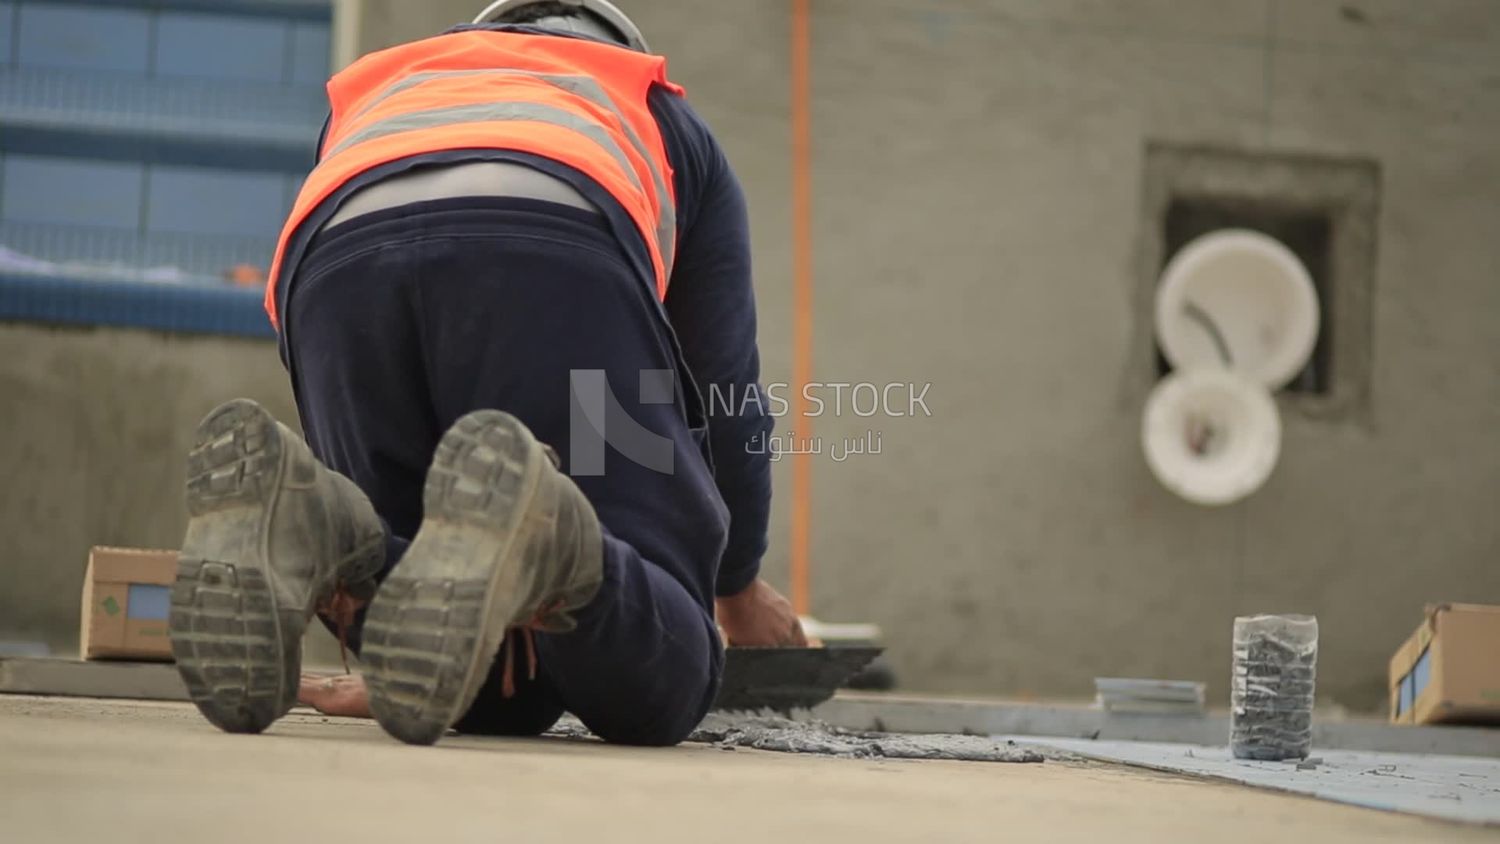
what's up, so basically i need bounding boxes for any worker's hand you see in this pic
[715,578,809,648]
[297,672,373,718]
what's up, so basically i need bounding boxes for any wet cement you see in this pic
[547,713,1045,763]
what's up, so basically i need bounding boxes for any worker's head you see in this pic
[473,0,650,53]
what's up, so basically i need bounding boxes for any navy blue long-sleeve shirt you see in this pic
[648,84,773,597]
[282,25,771,596]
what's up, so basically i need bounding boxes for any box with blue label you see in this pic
[80,547,178,661]
[1388,603,1500,726]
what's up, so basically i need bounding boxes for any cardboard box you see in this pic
[80,547,178,661]
[1388,603,1500,726]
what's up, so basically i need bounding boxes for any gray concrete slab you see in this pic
[8,661,1499,759]
[2,695,1492,843]
[1010,736,1500,825]
[0,656,185,701]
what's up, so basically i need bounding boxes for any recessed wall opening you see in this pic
[1138,144,1380,421]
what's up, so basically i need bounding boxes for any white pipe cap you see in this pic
[1142,367,1282,506]
[1155,229,1320,389]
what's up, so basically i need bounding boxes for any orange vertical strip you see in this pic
[789,0,813,617]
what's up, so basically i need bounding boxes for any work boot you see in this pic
[169,399,385,734]
[361,410,603,746]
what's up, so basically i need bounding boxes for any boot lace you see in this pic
[315,583,363,674]
[499,598,568,698]
[319,586,570,700]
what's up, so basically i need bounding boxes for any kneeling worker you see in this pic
[168,0,804,747]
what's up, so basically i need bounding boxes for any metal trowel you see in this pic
[710,646,883,713]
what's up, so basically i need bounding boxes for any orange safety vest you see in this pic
[264,29,683,327]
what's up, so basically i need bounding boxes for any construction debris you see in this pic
[547,713,1044,763]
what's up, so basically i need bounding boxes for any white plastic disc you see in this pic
[1155,229,1320,390]
[1142,368,1281,506]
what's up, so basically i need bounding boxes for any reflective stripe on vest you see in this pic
[264,31,681,327]
[332,68,677,275]
[324,86,676,280]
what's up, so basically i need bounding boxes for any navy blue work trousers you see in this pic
[281,198,727,745]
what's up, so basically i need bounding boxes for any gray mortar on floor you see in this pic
[546,713,1045,763]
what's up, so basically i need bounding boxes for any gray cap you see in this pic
[472,0,650,53]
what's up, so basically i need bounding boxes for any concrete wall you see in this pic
[800,0,1500,711]
[553,0,1500,710]
[6,0,1496,710]
[787,0,1500,709]
[0,323,344,663]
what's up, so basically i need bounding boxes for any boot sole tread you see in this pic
[169,399,297,734]
[363,411,542,746]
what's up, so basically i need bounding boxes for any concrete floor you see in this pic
[0,697,1492,843]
